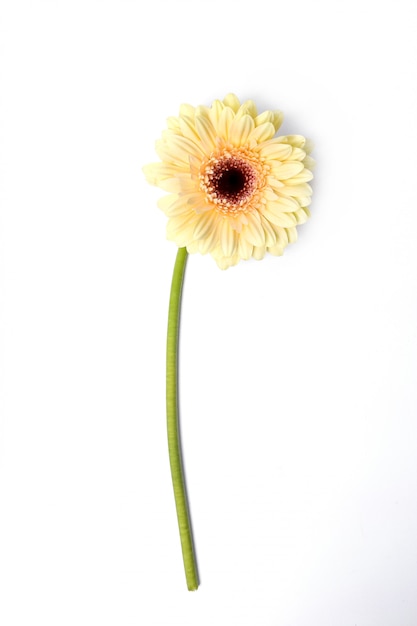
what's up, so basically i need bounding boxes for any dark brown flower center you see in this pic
[216,167,247,198]
[209,157,257,205]
[199,148,266,214]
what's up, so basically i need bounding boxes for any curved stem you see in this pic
[166,247,199,591]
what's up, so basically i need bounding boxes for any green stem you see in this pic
[166,247,199,591]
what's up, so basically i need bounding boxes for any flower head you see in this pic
[143,94,313,269]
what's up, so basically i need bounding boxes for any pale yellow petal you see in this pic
[270,161,305,180]
[193,210,217,240]
[294,207,310,224]
[284,169,314,184]
[195,105,211,120]
[209,99,225,131]
[238,236,253,260]
[268,243,284,256]
[143,162,187,185]
[158,193,201,217]
[272,111,284,131]
[243,211,265,246]
[286,227,298,243]
[260,215,277,247]
[166,210,197,238]
[228,114,255,146]
[240,99,257,118]
[220,218,237,256]
[198,220,220,254]
[195,115,217,153]
[252,246,266,260]
[291,147,307,161]
[222,93,241,112]
[158,175,198,194]
[303,155,315,170]
[167,133,205,161]
[248,122,276,144]
[262,204,297,227]
[266,195,300,212]
[256,141,293,160]
[179,103,195,118]
[217,106,235,141]
[156,135,203,165]
[273,226,289,246]
[186,240,200,254]
[179,116,200,142]
[304,139,314,154]
[274,134,306,148]
[265,175,285,191]
[254,110,274,126]
[167,116,181,132]
[277,182,313,197]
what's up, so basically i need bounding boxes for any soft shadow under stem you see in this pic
[166,247,199,591]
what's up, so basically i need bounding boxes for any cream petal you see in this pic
[156,136,202,165]
[195,115,217,153]
[179,103,195,118]
[254,110,274,126]
[209,99,225,131]
[143,162,187,185]
[158,193,199,217]
[257,141,293,160]
[284,169,314,183]
[240,99,257,118]
[159,176,198,194]
[286,227,298,243]
[222,93,241,112]
[260,215,277,247]
[294,195,312,207]
[193,210,217,239]
[291,147,307,161]
[267,195,300,212]
[294,207,310,224]
[186,241,200,254]
[157,194,179,213]
[274,135,306,148]
[273,226,288,246]
[195,105,211,119]
[267,243,284,256]
[238,236,253,260]
[303,155,315,170]
[277,182,313,197]
[217,106,235,141]
[248,122,276,144]
[228,114,255,146]
[270,161,305,180]
[265,175,285,191]
[166,210,198,237]
[199,220,220,254]
[179,116,200,142]
[214,256,233,270]
[168,134,205,161]
[304,139,314,154]
[220,218,237,256]
[243,212,265,246]
[189,155,201,179]
[262,205,297,227]
[272,111,284,131]
[167,116,181,132]
[252,246,266,260]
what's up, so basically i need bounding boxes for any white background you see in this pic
[1,1,417,624]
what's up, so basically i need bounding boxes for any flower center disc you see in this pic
[216,167,247,199]
[200,153,261,213]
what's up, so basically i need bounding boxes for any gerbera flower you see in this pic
[143,93,313,269]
